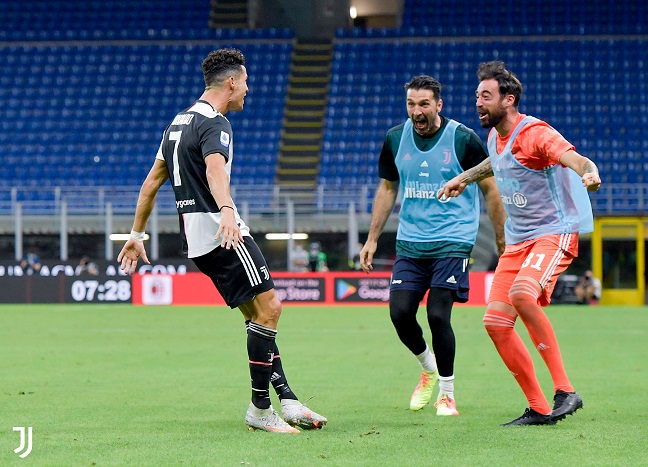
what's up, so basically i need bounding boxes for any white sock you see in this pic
[249,402,273,416]
[414,345,437,372]
[438,375,455,400]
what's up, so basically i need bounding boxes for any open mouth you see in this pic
[414,119,427,129]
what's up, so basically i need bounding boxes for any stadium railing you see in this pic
[0,184,645,218]
[0,185,374,217]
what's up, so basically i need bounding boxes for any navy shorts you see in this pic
[192,236,275,309]
[390,256,471,303]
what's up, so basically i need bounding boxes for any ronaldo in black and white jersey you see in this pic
[118,48,327,433]
[157,99,251,258]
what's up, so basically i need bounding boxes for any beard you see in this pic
[479,108,506,128]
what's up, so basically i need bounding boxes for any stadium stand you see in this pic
[0,0,292,41]
[339,0,647,37]
[0,0,293,206]
[0,0,646,216]
[324,0,647,214]
[0,37,292,211]
[323,39,647,191]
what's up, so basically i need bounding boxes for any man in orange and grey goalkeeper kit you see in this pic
[439,61,601,426]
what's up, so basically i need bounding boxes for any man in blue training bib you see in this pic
[360,75,506,416]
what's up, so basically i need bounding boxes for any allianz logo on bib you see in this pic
[176,198,196,209]
[404,181,444,200]
[501,192,528,208]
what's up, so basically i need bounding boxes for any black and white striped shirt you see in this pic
[156,100,250,258]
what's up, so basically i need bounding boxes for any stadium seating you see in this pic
[337,0,646,37]
[0,0,645,215]
[0,0,294,41]
[0,42,291,200]
[0,0,293,213]
[321,38,647,213]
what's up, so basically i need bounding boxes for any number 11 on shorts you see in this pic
[521,253,546,271]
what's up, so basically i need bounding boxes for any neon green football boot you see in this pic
[409,370,438,411]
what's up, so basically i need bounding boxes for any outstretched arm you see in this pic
[438,157,494,199]
[359,179,399,273]
[559,150,601,192]
[118,159,169,274]
[477,177,506,255]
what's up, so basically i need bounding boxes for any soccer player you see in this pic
[438,61,601,426]
[359,75,506,416]
[117,48,326,433]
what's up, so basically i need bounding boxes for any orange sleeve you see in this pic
[512,123,575,170]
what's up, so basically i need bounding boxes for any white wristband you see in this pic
[130,230,146,241]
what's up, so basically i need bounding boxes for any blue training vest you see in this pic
[394,118,480,245]
[487,115,594,245]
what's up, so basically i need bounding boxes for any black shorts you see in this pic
[192,236,275,309]
[390,255,471,303]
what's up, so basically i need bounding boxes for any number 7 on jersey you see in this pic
[169,130,183,186]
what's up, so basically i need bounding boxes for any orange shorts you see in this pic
[488,233,579,307]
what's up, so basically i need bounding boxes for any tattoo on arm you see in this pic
[583,159,598,175]
[461,159,493,184]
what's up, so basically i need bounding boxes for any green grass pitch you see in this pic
[0,304,646,465]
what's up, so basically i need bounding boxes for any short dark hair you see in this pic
[477,61,523,107]
[202,48,246,88]
[404,75,442,101]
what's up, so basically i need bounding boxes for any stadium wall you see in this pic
[0,270,494,306]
